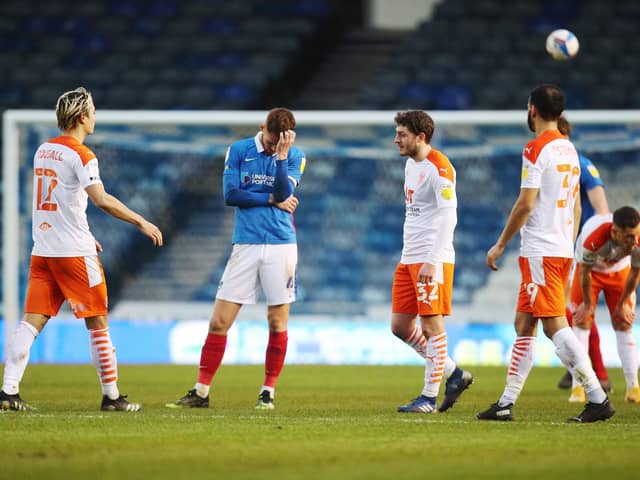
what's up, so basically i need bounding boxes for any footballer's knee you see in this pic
[390,324,407,339]
[267,304,289,331]
[208,315,234,334]
[208,299,241,333]
[572,315,593,330]
[391,314,416,338]
[612,321,632,333]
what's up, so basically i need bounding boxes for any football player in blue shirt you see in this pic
[556,116,612,395]
[167,108,305,410]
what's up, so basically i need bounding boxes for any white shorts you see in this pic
[216,244,298,305]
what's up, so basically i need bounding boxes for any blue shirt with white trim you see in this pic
[223,132,306,244]
[579,153,604,230]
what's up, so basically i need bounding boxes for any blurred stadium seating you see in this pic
[2,0,640,320]
[358,0,640,110]
[4,0,640,112]
[0,0,332,110]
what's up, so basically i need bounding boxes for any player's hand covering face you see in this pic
[275,130,296,159]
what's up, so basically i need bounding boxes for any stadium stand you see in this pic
[2,0,639,112]
[357,0,640,110]
[0,0,335,110]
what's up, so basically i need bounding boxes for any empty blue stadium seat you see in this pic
[203,18,238,34]
[148,1,178,17]
[215,84,254,105]
[435,86,471,110]
[397,83,439,105]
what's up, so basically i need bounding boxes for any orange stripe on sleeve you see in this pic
[583,222,612,251]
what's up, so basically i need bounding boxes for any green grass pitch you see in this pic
[2,364,640,479]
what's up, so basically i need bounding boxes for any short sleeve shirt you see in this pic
[31,136,102,257]
[577,214,639,273]
[401,148,456,264]
[519,130,580,258]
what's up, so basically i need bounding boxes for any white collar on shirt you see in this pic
[254,132,265,153]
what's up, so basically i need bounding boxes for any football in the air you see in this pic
[545,29,579,60]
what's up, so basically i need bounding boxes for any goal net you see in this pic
[3,109,640,364]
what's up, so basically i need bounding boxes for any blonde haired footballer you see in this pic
[0,87,163,412]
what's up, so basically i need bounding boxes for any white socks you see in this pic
[499,336,536,406]
[444,356,456,379]
[571,326,590,388]
[260,385,275,398]
[194,383,210,398]
[421,332,447,398]
[615,330,639,390]
[553,327,606,404]
[89,327,119,400]
[404,325,456,379]
[1,321,39,395]
[404,325,428,358]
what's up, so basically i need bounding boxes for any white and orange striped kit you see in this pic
[393,148,456,316]
[90,327,117,385]
[569,213,640,316]
[24,135,107,319]
[31,135,102,257]
[517,129,579,317]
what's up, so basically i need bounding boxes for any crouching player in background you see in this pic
[570,206,640,404]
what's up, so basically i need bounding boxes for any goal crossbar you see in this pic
[4,108,640,357]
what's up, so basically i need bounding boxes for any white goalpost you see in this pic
[3,109,640,359]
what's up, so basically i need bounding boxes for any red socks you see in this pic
[264,331,288,388]
[588,323,608,380]
[197,331,288,389]
[197,333,227,385]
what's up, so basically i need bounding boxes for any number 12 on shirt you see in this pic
[35,167,58,211]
